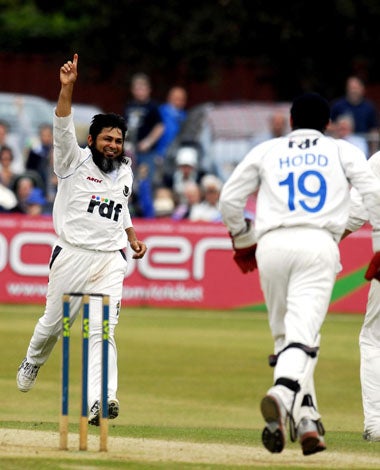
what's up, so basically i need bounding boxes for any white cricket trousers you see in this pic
[256,227,340,419]
[360,279,380,439]
[26,239,128,408]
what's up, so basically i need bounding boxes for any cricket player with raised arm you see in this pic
[16,54,147,426]
[342,149,380,443]
[219,93,380,456]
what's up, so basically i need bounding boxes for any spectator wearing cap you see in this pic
[164,145,204,205]
[189,174,223,222]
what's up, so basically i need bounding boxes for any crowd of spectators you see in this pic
[1,74,379,218]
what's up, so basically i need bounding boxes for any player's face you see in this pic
[89,127,124,173]
[92,127,124,159]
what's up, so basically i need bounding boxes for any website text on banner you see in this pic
[0,214,371,312]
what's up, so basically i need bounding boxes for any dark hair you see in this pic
[290,93,330,132]
[89,113,128,141]
[0,145,14,160]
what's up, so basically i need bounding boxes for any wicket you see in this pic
[59,292,110,452]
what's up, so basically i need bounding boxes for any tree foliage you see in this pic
[1,0,380,99]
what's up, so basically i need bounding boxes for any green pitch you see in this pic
[1,304,379,468]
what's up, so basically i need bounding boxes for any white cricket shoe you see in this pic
[88,398,120,426]
[260,392,287,453]
[298,417,326,455]
[17,358,40,392]
[363,429,380,442]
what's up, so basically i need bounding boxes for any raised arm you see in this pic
[56,53,78,118]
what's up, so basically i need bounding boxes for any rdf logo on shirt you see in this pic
[87,195,122,221]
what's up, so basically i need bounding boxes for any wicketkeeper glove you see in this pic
[230,219,257,274]
[365,252,380,281]
[233,245,257,273]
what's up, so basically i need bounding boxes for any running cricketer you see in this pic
[343,149,380,442]
[219,93,380,456]
[16,53,147,426]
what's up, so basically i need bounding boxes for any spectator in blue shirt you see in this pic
[156,86,188,158]
[330,76,379,154]
[155,86,188,186]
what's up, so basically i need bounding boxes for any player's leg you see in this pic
[275,229,338,454]
[256,229,292,453]
[17,244,88,391]
[360,280,380,441]
[87,250,127,425]
[257,228,339,454]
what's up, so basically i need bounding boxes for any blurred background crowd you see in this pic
[1,1,380,220]
[0,73,379,220]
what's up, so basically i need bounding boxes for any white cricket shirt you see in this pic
[220,129,380,251]
[347,150,380,234]
[52,113,133,251]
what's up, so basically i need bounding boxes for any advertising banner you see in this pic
[0,214,372,312]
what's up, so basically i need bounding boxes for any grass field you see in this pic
[1,304,380,469]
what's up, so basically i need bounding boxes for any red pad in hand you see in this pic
[233,245,257,274]
[365,252,380,281]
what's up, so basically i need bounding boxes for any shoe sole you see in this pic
[88,401,119,426]
[301,432,326,456]
[108,400,119,420]
[260,395,285,453]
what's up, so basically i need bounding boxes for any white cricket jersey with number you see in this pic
[52,113,133,251]
[220,129,380,250]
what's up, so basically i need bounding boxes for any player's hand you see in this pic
[233,244,257,274]
[60,53,78,86]
[130,240,147,259]
[365,252,380,281]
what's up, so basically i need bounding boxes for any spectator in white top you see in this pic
[190,174,223,222]
[172,180,202,220]
[165,145,203,204]
[332,114,369,158]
